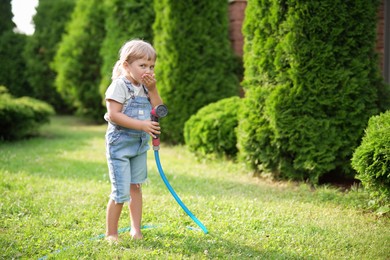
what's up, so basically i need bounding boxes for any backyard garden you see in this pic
[1,0,390,258]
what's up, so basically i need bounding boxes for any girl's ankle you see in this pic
[130,230,143,240]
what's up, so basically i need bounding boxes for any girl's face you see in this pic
[124,57,155,85]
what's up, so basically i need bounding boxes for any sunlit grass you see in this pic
[1,116,389,259]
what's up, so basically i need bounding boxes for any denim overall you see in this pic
[105,77,152,203]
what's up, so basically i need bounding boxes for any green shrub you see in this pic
[153,0,239,144]
[352,111,390,209]
[238,0,389,183]
[0,86,55,140]
[184,96,240,158]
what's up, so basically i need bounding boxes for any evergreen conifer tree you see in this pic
[52,0,105,120]
[238,0,390,182]
[153,0,239,144]
[0,0,30,97]
[24,0,75,112]
[99,0,154,97]
[0,0,15,34]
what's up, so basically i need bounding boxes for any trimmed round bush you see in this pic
[352,111,390,208]
[0,86,55,140]
[184,96,240,158]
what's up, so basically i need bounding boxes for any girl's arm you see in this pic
[106,99,160,138]
[149,88,163,108]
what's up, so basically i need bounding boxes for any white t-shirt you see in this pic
[104,77,148,122]
[105,77,147,112]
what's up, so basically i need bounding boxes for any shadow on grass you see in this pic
[44,226,300,259]
[114,227,301,259]
[147,163,358,211]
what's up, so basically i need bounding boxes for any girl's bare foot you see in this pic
[105,235,119,244]
[130,230,143,240]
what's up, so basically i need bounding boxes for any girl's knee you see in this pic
[131,183,142,191]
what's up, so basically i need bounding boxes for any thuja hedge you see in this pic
[99,0,154,98]
[0,86,54,140]
[352,111,390,209]
[184,96,240,158]
[52,0,105,121]
[23,0,75,113]
[238,0,390,182]
[0,1,30,98]
[0,31,29,98]
[153,0,239,144]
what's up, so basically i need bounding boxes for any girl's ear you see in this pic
[123,61,131,71]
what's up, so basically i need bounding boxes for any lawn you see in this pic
[1,116,389,259]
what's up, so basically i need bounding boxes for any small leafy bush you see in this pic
[352,111,390,210]
[184,96,240,158]
[0,86,55,140]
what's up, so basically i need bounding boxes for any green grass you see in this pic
[1,116,389,259]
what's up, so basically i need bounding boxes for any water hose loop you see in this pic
[154,150,208,234]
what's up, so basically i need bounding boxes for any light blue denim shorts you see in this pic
[106,129,149,203]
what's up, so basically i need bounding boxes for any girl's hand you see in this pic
[141,120,160,138]
[141,73,156,91]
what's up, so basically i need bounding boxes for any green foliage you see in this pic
[0,1,30,97]
[23,0,75,113]
[52,0,105,121]
[352,111,390,210]
[184,96,240,158]
[99,0,154,98]
[0,31,30,97]
[0,0,15,34]
[238,0,389,183]
[153,0,239,144]
[0,86,54,140]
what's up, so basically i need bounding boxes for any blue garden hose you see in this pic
[154,150,208,234]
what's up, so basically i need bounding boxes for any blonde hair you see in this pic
[111,39,157,80]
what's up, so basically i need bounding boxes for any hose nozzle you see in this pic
[151,104,168,149]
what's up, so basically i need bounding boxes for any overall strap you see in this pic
[121,76,135,99]
[142,85,151,102]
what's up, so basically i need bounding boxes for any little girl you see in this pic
[104,39,163,242]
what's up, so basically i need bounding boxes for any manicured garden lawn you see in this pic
[1,116,389,259]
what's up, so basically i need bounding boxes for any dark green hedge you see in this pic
[0,0,15,34]
[0,1,30,97]
[99,0,154,98]
[184,96,240,158]
[23,0,75,113]
[0,86,55,140]
[238,0,390,182]
[0,31,30,97]
[52,0,106,121]
[352,111,390,209]
[153,0,239,144]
